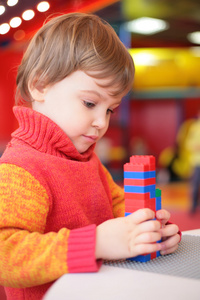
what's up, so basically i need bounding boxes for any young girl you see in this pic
[0,13,180,300]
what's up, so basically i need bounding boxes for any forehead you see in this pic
[85,70,129,98]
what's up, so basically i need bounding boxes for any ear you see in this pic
[28,80,48,102]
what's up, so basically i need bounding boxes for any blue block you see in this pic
[127,254,151,262]
[156,196,162,210]
[124,184,156,194]
[150,189,156,198]
[124,171,156,179]
[156,251,161,257]
[125,212,131,217]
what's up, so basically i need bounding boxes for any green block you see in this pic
[156,188,161,197]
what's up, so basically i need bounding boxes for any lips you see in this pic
[83,135,98,142]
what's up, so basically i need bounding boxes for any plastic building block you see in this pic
[156,196,162,211]
[127,254,151,262]
[130,155,155,171]
[124,171,156,179]
[156,188,162,211]
[151,252,157,260]
[124,155,162,263]
[125,202,155,212]
[125,198,154,206]
[124,184,156,193]
[130,155,155,164]
[124,163,150,172]
[124,192,151,200]
[156,188,161,197]
[124,178,156,186]
[149,189,156,198]
[156,251,161,258]
[125,212,131,217]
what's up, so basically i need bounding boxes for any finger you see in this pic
[134,231,162,245]
[128,208,155,225]
[160,224,179,238]
[132,241,162,257]
[160,244,179,255]
[136,219,161,234]
[156,209,170,225]
[160,234,180,253]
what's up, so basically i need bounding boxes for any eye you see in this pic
[83,100,95,109]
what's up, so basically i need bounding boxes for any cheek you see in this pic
[101,119,110,136]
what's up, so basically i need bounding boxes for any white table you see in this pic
[44,229,200,300]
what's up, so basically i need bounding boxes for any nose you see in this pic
[92,113,108,130]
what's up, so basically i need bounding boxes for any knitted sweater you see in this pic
[0,106,125,300]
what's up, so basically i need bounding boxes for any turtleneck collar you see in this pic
[12,106,95,161]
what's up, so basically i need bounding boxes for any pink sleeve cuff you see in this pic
[67,224,102,273]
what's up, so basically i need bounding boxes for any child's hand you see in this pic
[156,209,180,255]
[95,208,162,260]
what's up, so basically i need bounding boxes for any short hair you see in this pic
[16,12,135,105]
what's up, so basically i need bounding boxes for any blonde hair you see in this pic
[16,12,135,105]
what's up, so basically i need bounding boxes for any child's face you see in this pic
[32,71,123,153]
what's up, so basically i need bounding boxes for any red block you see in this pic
[125,206,139,213]
[125,192,151,200]
[125,201,155,212]
[124,178,156,186]
[130,155,155,170]
[151,252,157,260]
[125,198,153,205]
[124,163,150,172]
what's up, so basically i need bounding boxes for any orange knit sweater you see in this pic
[0,107,125,300]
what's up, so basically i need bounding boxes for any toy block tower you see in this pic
[124,155,162,262]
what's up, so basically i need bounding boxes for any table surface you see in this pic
[44,229,200,300]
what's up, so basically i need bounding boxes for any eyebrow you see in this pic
[79,90,122,105]
[79,90,103,99]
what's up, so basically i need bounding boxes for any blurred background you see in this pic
[0,0,200,231]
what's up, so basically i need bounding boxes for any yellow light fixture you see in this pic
[124,17,169,35]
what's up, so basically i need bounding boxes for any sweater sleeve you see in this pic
[0,164,100,289]
[102,165,125,218]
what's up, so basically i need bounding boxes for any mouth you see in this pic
[82,135,98,142]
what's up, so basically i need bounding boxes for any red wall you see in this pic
[129,99,179,157]
[0,50,22,144]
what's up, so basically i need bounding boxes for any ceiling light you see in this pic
[37,1,50,12]
[124,17,169,35]
[22,10,35,21]
[132,52,158,66]
[7,0,18,7]
[0,23,10,35]
[0,5,5,15]
[10,17,22,28]
[187,32,200,45]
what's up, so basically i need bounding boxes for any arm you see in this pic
[0,164,99,288]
